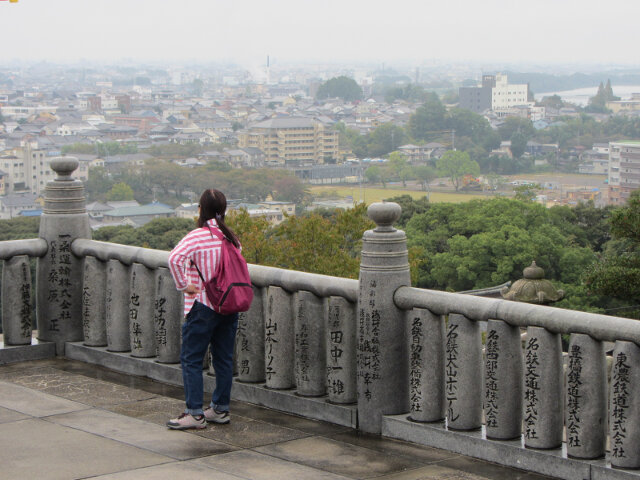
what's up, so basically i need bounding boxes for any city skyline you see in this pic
[1,0,639,69]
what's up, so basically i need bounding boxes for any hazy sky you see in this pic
[1,0,639,68]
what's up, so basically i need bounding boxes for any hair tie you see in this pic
[215,213,223,222]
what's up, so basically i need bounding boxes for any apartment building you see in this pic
[579,143,610,175]
[459,74,529,114]
[237,117,339,165]
[608,141,640,205]
[458,75,495,113]
[0,142,92,195]
[491,74,529,112]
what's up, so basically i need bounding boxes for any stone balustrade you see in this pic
[2,157,640,479]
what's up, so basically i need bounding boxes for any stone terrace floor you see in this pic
[0,358,555,480]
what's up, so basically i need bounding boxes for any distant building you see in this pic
[608,141,640,205]
[102,202,175,226]
[237,116,339,165]
[607,94,640,114]
[230,203,289,226]
[291,163,362,184]
[579,144,610,175]
[459,75,495,113]
[459,74,529,115]
[491,74,529,112]
[175,203,199,219]
[257,201,295,217]
[0,193,39,220]
[0,145,91,195]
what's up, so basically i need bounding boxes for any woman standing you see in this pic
[166,188,241,430]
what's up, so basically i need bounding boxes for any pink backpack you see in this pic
[193,226,253,315]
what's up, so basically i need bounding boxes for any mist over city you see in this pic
[1,0,640,313]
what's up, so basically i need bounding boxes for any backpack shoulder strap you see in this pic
[205,224,225,241]
[190,225,224,282]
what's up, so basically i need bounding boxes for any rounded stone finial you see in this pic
[501,260,564,304]
[50,156,79,180]
[523,261,544,279]
[367,202,401,231]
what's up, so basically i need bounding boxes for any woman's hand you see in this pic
[184,284,201,298]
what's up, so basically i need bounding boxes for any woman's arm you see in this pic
[168,231,197,291]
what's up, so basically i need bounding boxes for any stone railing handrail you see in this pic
[71,239,359,302]
[249,264,358,302]
[395,285,640,344]
[71,239,169,268]
[0,238,48,260]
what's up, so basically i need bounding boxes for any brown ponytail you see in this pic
[197,189,240,248]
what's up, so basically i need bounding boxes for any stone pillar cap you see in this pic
[367,202,401,232]
[51,156,79,180]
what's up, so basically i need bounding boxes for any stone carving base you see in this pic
[65,342,356,428]
[383,414,640,480]
[0,339,56,365]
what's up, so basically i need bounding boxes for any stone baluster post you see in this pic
[265,285,295,389]
[129,263,157,358]
[154,267,183,364]
[446,313,483,431]
[294,290,326,397]
[36,157,91,355]
[82,256,107,347]
[357,202,411,434]
[566,333,607,459]
[2,255,33,345]
[236,286,266,383]
[408,308,445,422]
[105,259,131,352]
[327,296,356,404]
[523,326,563,449]
[609,340,640,469]
[484,319,523,440]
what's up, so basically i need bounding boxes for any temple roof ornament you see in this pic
[501,261,564,304]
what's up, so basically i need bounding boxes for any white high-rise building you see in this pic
[491,74,529,111]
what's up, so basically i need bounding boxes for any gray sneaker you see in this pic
[167,413,206,430]
[204,407,230,424]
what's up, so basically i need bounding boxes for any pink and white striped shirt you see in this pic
[168,219,223,316]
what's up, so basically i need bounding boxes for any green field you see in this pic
[310,186,490,204]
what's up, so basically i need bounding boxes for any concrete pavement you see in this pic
[0,359,554,480]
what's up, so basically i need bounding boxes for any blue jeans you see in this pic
[180,301,238,416]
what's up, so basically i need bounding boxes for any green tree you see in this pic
[368,124,406,157]
[436,150,480,191]
[273,176,309,204]
[62,143,98,155]
[0,217,40,240]
[587,80,619,113]
[387,152,408,179]
[405,198,599,297]
[106,182,135,201]
[384,84,428,104]
[538,94,564,109]
[407,93,447,140]
[85,166,115,201]
[384,195,431,227]
[510,131,528,159]
[226,209,279,265]
[316,76,363,102]
[364,165,382,184]
[498,117,535,141]
[414,165,437,192]
[586,191,640,303]
[513,183,540,202]
[335,123,369,158]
